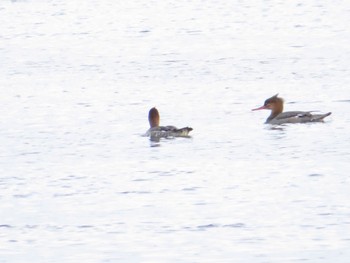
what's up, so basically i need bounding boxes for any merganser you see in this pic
[145,107,193,139]
[252,94,331,124]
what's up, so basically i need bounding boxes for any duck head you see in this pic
[148,107,160,128]
[252,94,284,114]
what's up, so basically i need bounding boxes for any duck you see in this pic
[145,107,193,139]
[252,94,331,125]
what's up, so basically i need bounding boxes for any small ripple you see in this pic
[335,99,350,103]
[53,193,76,197]
[223,223,246,228]
[295,258,309,261]
[197,224,219,229]
[76,102,91,107]
[119,191,151,194]
[13,193,33,198]
[300,224,314,228]
[19,151,40,156]
[24,225,38,229]
[158,226,177,233]
[163,60,184,63]
[77,225,94,229]
[308,173,323,177]
[185,29,202,35]
[194,202,207,205]
[157,171,174,177]
[182,187,199,191]
[319,213,332,216]
[132,178,150,182]
[60,175,87,181]
[0,224,12,228]
[196,223,245,230]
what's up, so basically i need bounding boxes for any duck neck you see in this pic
[267,101,283,121]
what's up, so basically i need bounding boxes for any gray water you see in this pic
[1,0,350,262]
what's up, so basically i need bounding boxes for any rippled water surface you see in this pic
[1,0,350,262]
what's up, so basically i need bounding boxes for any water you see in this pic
[1,0,350,262]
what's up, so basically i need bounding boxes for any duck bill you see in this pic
[252,105,268,111]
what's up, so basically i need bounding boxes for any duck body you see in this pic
[146,125,193,138]
[252,94,331,125]
[266,111,332,125]
[146,107,193,139]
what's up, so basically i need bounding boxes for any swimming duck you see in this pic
[145,107,193,139]
[252,94,331,124]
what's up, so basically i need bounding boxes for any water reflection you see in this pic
[149,137,161,147]
[150,135,161,143]
[266,125,285,132]
[148,134,192,145]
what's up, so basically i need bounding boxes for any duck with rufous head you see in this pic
[252,94,331,124]
[145,107,193,139]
